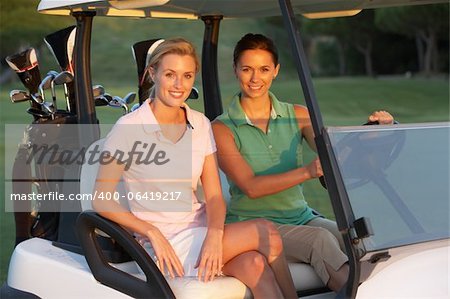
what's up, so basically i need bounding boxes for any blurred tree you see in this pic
[375,4,449,76]
[345,10,381,77]
[303,16,351,76]
[304,10,382,77]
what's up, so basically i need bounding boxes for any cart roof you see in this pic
[38,0,447,19]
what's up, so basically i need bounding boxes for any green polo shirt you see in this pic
[217,92,315,225]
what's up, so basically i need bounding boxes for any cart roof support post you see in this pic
[277,0,361,297]
[54,11,100,252]
[201,15,223,121]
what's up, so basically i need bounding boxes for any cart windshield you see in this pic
[327,122,450,252]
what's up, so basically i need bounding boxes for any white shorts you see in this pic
[143,226,208,277]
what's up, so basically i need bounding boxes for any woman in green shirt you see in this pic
[212,33,394,292]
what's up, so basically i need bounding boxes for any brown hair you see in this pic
[233,33,279,67]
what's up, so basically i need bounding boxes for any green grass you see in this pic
[1,76,449,283]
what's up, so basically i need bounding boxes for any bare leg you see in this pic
[222,251,283,299]
[223,219,297,299]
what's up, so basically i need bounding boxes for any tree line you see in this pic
[264,4,448,77]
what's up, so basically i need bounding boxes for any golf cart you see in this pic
[2,0,449,298]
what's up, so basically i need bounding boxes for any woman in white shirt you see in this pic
[93,38,297,299]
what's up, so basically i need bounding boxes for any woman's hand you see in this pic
[196,228,224,282]
[305,157,323,179]
[146,226,184,279]
[368,110,394,124]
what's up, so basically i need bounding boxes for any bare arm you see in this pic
[201,153,226,232]
[196,153,226,282]
[294,104,317,152]
[294,105,395,146]
[92,158,154,236]
[212,120,320,199]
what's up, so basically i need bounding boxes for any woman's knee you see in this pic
[244,251,268,273]
[224,251,268,278]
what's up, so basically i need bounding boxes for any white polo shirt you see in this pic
[102,99,216,238]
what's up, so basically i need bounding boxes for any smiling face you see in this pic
[150,53,196,107]
[234,49,280,100]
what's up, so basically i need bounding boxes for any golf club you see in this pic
[92,85,105,99]
[39,71,59,109]
[30,93,44,105]
[53,71,74,111]
[30,93,55,118]
[42,102,56,117]
[108,96,129,114]
[10,90,30,103]
[94,95,110,107]
[122,92,136,105]
[44,26,77,113]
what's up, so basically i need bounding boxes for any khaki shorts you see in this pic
[275,221,348,284]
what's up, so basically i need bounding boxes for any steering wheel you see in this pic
[319,120,404,189]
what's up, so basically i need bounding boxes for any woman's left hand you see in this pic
[368,110,394,124]
[196,228,224,282]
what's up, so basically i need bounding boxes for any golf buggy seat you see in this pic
[78,138,326,297]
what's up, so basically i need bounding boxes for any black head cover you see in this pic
[44,25,76,73]
[5,48,42,94]
[132,39,164,104]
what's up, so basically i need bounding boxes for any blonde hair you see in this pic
[146,38,199,99]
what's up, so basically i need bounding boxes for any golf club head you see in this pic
[44,26,76,73]
[103,94,113,102]
[53,71,74,85]
[111,96,124,105]
[10,90,30,103]
[92,85,105,98]
[109,96,128,114]
[94,96,110,107]
[132,38,164,104]
[123,92,136,104]
[108,100,123,108]
[5,48,42,114]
